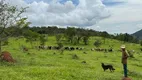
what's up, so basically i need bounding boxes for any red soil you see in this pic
[0,51,15,63]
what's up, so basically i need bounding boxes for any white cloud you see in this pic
[47,1,75,13]
[5,0,27,7]
[5,0,142,34]
[96,0,142,34]
[5,0,110,27]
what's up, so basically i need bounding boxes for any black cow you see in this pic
[70,47,75,50]
[64,47,70,50]
[39,45,45,49]
[108,48,113,52]
[48,46,52,50]
[76,47,79,50]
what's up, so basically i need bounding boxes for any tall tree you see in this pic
[94,39,102,48]
[23,29,39,48]
[0,0,27,53]
[39,34,47,46]
[55,34,63,43]
[101,31,109,44]
[65,27,76,43]
[82,30,90,45]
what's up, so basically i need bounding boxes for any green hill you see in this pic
[0,36,142,80]
[132,29,142,40]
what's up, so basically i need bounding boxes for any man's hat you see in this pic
[121,45,125,49]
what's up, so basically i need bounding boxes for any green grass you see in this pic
[0,36,142,80]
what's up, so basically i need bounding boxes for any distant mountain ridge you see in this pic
[132,29,142,40]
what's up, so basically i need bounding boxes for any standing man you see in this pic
[121,45,131,80]
[121,45,128,77]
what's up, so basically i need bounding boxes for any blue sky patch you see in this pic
[102,0,125,6]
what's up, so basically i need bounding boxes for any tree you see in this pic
[0,0,27,53]
[83,36,89,45]
[94,40,101,48]
[75,28,84,44]
[39,34,47,46]
[82,31,90,45]
[55,34,63,43]
[65,27,76,43]
[101,31,109,44]
[23,29,39,48]
[72,36,78,45]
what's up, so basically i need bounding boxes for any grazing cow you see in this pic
[39,45,45,49]
[108,48,113,52]
[51,46,60,50]
[95,48,99,51]
[76,47,79,50]
[95,48,102,51]
[76,47,84,50]
[64,47,70,50]
[70,47,75,51]
[95,48,106,52]
[52,46,56,50]
[0,51,15,63]
[79,47,84,50]
[55,46,61,50]
[104,49,107,53]
[100,48,105,51]
[48,46,52,50]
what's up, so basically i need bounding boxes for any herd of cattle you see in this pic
[38,45,114,52]
[91,48,113,52]
[38,45,84,51]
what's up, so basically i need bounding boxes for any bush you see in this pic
[94,40,101,48]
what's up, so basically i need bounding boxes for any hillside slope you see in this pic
[0,36,142,80]
[132,29,142,39]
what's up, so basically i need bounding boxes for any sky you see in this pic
[5,0,142,34]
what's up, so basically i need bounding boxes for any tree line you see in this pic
[29,26,139,44]
[3,26,139,45]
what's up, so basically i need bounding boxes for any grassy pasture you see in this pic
[0,36,142,80]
